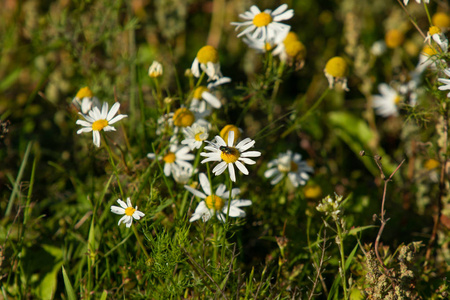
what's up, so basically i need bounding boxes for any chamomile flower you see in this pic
[173,166,196,184]
[324,56,349,91]
[147,142,195,177]
[384,29,404,49]
[148,61,163,78]
[372,83,401,117]
[190,77,231,113]
[231,4,293,42]
[437,68,450,97]
[272,32,306,64]
[403,0,429,5]
[185,173,251,222]
[264,150,313,187]
[191,45,223,81]
[200,131,261,182]
[220,124,242,145]
[76,102,127,147]
[432,12,450,31]
[181,123,209,150]
[242,31,287,53]
[110,197,145,228]
[72,86,101,115]
[424,26,448,51]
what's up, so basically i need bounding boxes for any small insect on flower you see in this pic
[219,145,233,154]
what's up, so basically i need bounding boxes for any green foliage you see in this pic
[2,0,450,299]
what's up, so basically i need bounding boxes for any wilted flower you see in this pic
[147,140,195,177]
[72,86,101,115]
[190,77,231,113]
[324,56,349,91]
[191,45,223,81]
[148,61,163,78]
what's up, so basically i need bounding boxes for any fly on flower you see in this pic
[200,131,261,182]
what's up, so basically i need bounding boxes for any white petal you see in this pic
[107,102,120,120]
[228,163,236,182]
[234,160,249,175]
[93,131,101,147]
[108,114,127,124]
[110,206,125,215]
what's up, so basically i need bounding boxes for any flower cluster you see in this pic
[316,194,344,221]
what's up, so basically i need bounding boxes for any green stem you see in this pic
[335,220,348,299]
[281,88,330,138]
[103,134,125,200]
[423,1,432,25]
[132,223,150,259]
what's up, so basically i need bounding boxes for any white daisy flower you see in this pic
[372,83,401,117]
[191,45,223,81]
[264,150,314,187]
[190,77,231,113]
[403,0,429,5]
[185,173,251,222]
[147,142,195,177]
[76,102,127,147]
[181,123,209,150]
[148,61,163,78]
[173,166,196,184]
[424,26,448,51]
[72,86,101,115]
[243,31,287,53]
[231,4,293,42]
[438,68,450,97]
[110,197,145,228]
[200,131,261,182]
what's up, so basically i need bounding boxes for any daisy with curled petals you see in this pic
[76,102,127,147]
[147,142,195,177]
[200,131,261,182]
[185,173,251,222]
[231,4,293,42]
[424,26,448,51]
[191,45,223,81]
[190,77,231,113]
[264,150,313,188]
[372,83,401,117]
[110,197,145,228]
[72,86,101,115]
[438,68,450,97]
[181,123,209,150]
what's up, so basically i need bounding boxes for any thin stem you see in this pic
[132,223,150,259]
[103,134,125,200]
[423,1,433,25]
[335,221,348,299]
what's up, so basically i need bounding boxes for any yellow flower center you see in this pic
[197,45,219,64]
[125,206,136,216]
[284,32,299,44]
[304,185,322,199]
[394,95,401,104]
[253,12,272,27]
[76,86,94,99]
[285,40,306,60]
[422,45,437,56]
[432,12,450,29]
[205,195,225,210]
[220,125,240,144]
[92,119,108,131]
[194,132,204,141]
[325,56,347,78]
[424,158,440,170]
[163,152,176,163]
[173,108,195,127]
[193,86,209,99]
[265,43,273,51]
[220,147,240,163]
[385,29,404,49]
[429,26,441,36]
